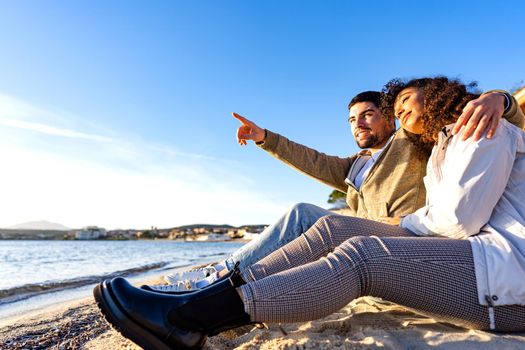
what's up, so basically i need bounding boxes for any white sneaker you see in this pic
[164,265,218,285]
[147,279,199,293]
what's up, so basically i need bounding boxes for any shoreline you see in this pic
[0,267,177,327]
[0,240,243,324]
[0,256,222,326]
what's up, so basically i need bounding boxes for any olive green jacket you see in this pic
[259,127,427,220]
[258,93,525,220]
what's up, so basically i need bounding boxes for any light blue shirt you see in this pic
[354,135,394,189]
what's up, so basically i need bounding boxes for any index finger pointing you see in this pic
[232,112,253,126]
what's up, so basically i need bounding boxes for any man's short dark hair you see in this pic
[348,91,381,110]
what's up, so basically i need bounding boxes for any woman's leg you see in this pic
[242,215,415,282]
[240,235,525,331]
[164,203,332,288]
[225,203,334,271]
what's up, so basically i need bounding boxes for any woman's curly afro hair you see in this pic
[380,76,480,151]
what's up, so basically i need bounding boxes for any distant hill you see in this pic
[8,220,72,231]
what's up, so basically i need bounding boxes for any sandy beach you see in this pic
[1,275,525,350]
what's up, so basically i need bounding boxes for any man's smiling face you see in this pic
[348,101,394,150]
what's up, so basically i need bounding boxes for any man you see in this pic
[147,89,524,292]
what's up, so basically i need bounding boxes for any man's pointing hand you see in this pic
[232,112,265,145]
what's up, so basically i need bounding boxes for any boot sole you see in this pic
[93,280,173,350]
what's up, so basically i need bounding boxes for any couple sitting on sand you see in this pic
[94,76,525,350]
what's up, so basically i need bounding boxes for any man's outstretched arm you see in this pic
[232,112,353,193]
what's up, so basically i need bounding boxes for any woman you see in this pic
[94,77,525,350]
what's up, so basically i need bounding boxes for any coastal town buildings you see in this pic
[74,226,107,240]
[0,224,265,241]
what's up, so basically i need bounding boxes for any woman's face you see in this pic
[394,87,425,135]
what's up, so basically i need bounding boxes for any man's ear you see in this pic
[389,117,396,130]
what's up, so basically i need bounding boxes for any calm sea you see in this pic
[0,240,243,318]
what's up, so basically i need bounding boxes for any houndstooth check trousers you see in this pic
[238,215,525,331]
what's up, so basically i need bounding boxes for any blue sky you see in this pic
[0,1,523,229]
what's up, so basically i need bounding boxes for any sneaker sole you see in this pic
[140,284,197,295]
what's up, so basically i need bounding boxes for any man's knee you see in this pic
[289,202,321,215]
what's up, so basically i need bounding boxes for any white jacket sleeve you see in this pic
[401,121,517,239]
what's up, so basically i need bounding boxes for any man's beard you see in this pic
[357,134,379,149]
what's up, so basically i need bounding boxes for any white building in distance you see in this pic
[75,226,107,240]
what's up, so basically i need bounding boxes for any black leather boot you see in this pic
[166,271,250,336]
[94,270,252,350]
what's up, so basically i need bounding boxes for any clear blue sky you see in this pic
[0,0,523,229]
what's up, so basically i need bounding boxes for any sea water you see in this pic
[0,240,243,320]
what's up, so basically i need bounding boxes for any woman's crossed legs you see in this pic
[239,215,525,331]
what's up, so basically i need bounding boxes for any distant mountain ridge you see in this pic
[8,220,72,231]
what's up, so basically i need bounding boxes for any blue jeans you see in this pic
[225,203,335,271]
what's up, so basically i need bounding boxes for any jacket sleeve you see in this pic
[401,121,517,239]
[505,93,525,129]
[486,90,525,129]
[257,130,354,193]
